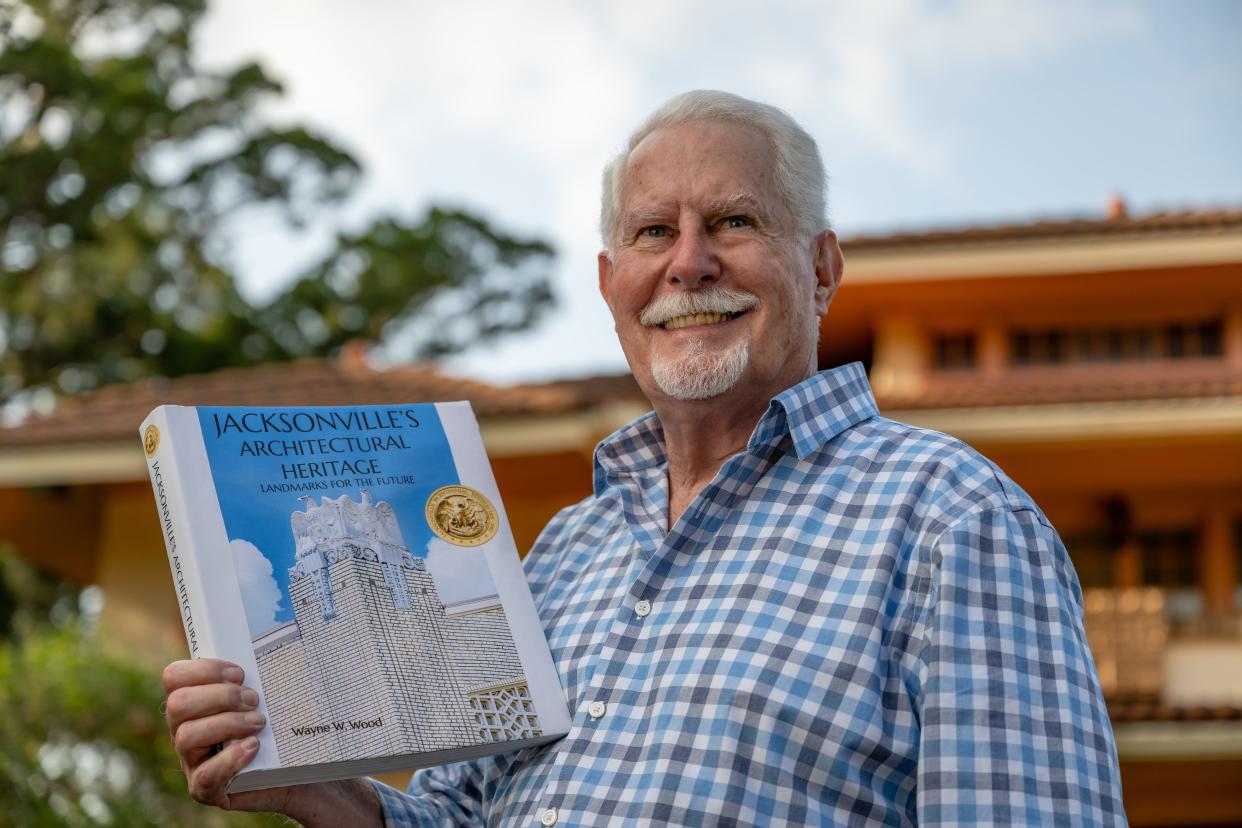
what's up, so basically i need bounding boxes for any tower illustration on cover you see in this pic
[251,489,541,765]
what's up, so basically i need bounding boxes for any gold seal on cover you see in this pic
[425,485,498,547]
[143,424,160,458]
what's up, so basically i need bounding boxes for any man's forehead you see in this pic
[630,121,769,172]
[619,122,779,205]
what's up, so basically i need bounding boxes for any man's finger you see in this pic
[162,659,245,693]
[186,736,260,806]
[173,709,267,762]
[166,681,259,731]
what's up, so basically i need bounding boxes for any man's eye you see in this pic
[640,226,668,238]
[723,215,751,229]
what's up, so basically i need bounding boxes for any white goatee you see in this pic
[651,337,750,400]
[640,286,758,401]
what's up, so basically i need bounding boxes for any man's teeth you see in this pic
[661,312,736,330]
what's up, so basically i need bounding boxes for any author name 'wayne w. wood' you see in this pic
[289,717,384,738]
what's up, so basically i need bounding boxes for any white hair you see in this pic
[600,90,828,253]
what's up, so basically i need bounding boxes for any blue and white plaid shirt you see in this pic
[375,363,1126,826]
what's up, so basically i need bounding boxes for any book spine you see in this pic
[141,407,215,658]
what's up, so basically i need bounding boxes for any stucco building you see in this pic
[2,205,1239,824]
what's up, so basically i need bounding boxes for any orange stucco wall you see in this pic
[491,450,593,554]
[0,485,103,584]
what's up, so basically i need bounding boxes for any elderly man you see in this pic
[163,91,1126,826]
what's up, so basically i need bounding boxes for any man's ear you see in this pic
[597,250,615,309]
[811,229,844,317]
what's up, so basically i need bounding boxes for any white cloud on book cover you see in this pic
[231,539,283,636]
[425,539,497,605]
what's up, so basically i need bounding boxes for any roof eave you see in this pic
[842,230,1242,283]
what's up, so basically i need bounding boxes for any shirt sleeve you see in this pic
[914,505,1128,827]
[369,759,485,827]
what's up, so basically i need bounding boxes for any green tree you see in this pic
[0,0,554,405]
[0,628,289,827]
[0,547,284,826]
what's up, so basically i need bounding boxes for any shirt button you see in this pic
[541,808,558,826]
[635,599,652,618]
[587,700,606,719]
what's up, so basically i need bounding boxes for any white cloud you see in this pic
[788,0,1144,177]
[231,539,284,636]
[424,538,498,606]
[193,0,1165,383]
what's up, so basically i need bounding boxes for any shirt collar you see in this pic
[592,362,878,495]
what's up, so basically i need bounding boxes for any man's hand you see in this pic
[161,659,384,825]
[162,658,292,813]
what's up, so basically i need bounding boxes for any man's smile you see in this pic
[658,310,748,330]
[636,286,760,337]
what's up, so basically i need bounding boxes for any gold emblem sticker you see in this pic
[425,485,498,547]
[143,424,160,458]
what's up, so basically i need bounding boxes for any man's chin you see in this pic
[655,378,738,402]
[649,346,750,401]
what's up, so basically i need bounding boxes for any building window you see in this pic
[1138,527,1201,622]
[1061,530,1114,589]
[932,333,976,370]
[1234,518,1242,614]
[1012,330,1065,365]
[1010,319,1223,366]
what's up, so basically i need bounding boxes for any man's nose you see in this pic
[666,228,720,289]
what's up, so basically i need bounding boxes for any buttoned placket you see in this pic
[533,422,790,824]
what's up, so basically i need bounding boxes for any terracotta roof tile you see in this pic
[0,359,585,449]
[8,357,1238,450]
[522,372,649,406]
[841,208,1242,252]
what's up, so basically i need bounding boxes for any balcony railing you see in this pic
[1083,588,1242,710]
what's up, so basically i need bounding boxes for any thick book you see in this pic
[140,402,571,792]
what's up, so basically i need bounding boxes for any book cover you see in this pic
[140,402,570,792]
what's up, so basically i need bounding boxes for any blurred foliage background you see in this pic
[0,0,556,411]
[0,547,285,826]
[0,0,558,823]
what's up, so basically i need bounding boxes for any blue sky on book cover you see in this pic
[196,404,498,638]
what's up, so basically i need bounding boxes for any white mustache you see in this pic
[639,287,759,327]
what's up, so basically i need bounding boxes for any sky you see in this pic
[194,0,1242,385]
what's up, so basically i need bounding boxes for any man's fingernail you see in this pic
[240,688,259,709]
[222,666,244,683]
[245,711,266,727]
[241,736,259,752]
